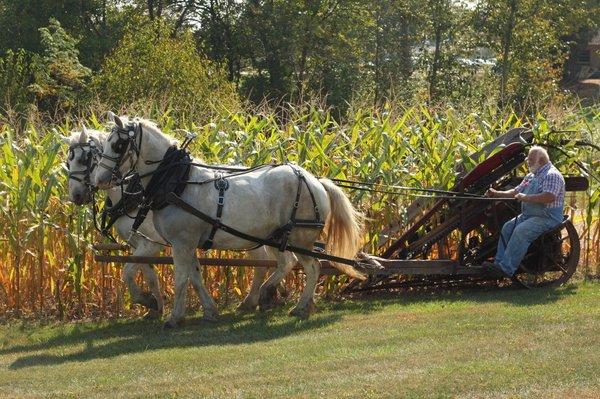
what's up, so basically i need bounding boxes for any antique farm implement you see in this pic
[93,127,589,289]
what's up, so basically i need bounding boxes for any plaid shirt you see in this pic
[515,162,565,208]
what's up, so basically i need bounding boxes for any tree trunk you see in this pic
[500,0,518,107]
[374,3,383,105]
[429,26,442,101]
[147,0,154,20]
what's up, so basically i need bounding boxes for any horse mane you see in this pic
[136,117,180,147]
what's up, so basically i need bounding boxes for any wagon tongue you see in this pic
[354,252,385,271]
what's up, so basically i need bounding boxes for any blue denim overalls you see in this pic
[494,172,564,276]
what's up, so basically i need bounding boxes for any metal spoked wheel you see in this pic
[513,218,580,288]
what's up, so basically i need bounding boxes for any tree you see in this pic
[475,0,599,110]
[369,0,423,104]
[0,49,39,116]
[92,18,238,115]
[28,18,91,112]
[0,0,123,70]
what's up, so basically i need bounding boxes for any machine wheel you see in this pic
[513,218,580,288]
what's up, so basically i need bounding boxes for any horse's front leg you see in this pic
[238,266,268,313]
[166,244,218,328]
[123,262,145,309]
[131,241,164,319]
[139,263,163,319]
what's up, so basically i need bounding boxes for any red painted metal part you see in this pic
[457,142,525,189]
[381,142,526,259]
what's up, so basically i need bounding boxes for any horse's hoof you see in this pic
[289,306,310,319]
[258,286,279,311]
[289,301,316,320]
[202,309,219,322]
[259,299,279,312]
[140,292,159,311]
[277,284,290,299]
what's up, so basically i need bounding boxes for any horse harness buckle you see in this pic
[203,174,230,249]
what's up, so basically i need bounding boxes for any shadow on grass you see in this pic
[6,306,352,369]
[344,281,580,308]
[5,282,581,369]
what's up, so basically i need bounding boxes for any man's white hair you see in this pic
[528,145,549,164]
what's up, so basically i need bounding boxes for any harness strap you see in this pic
[166,192,359,268]
[100,175,145,240]
[202,174,229,250]
[275,164,324,252]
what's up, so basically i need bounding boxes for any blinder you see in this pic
[98,121,142,183]
[66,141,100,193]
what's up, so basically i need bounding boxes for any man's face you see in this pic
[526,153,540,174]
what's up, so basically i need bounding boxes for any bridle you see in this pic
[97,121,143,184]
[66,140,101,191]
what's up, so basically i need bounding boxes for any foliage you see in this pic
[0,1,598,117]
[0,0,128,70]
[475,0,599,110]
[0,49,39,116]
[28,18,91,113]
[91,18,239,117]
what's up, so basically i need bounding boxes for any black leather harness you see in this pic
[266,164,324,251]
[202,174,229,249]
[131,146,192,232]
[99,121,361,268]
[100,174,145,240]
[129,150,324,252]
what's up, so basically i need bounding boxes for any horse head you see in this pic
[64,126,104,205]
[94,112,177,190]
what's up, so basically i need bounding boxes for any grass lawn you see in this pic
[0,282,598,398]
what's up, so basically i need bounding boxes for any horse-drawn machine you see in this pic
[64,116,593,326]
[91,126,587,290]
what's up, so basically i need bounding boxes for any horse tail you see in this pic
[319,178,367,280]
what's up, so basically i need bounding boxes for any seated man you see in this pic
[483,146,565,277]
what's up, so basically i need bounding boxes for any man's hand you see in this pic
[514,193,527,202]
[485,188,498,198]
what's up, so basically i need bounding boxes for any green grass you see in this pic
[0,282,599,398]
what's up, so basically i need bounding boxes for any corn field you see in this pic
[0,104,598,320]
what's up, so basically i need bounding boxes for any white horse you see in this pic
[93,113,365,328]
[65,128,165,318]
[66,127,280,318]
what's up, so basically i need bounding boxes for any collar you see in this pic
[533,161,552,176]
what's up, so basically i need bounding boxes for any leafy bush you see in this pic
[28,18,91,113]
[0,49,38,116]
[92,19,239,118]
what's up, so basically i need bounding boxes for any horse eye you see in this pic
[68,149,75,160]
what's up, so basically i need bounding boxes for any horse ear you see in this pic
[78,128,88,143]
[60,134,71,145]
[108,111,124,129]
[82,124,89,135]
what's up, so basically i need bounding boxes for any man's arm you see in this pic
[486,188,517,198]
[514,192,556,203]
